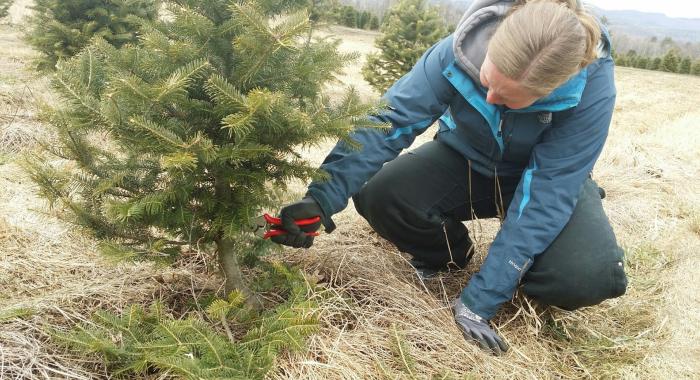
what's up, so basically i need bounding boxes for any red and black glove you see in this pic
[270,197,324,248]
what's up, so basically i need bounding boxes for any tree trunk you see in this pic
[216,237,263,310]
[212,172,262,310]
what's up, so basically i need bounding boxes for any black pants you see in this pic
[353,140,627,310]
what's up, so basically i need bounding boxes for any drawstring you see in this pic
[443,162,508,269]
[494,167,505,222]
[442,220,456,268]
[467,160,476,221]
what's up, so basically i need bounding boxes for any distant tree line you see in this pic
[611,34,700,62]
[338,0,469,24]
[337,0,393,18]
[332,4,380,30]
[330,1,461,33]
[614,49,700,75]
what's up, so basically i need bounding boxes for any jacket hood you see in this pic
[452,0,514,84]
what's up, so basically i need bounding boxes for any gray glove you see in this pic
[453,297,509,355]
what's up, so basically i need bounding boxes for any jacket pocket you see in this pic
[449,107,497,157]
[502,113,549,165]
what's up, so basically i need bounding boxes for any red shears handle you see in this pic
[262,213,321,239]
[263,213,321,227]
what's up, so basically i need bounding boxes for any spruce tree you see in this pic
[27,0,380,307]
[692,61,700,76]
[635,56,650,70]
[309,0,338,25]
[660,49,680,73]
[625,51,637,68]
[338,5,358,28]
[56,264,322,379]
[358,10,371,29]
[362,0,447,94]
[369,14,380,30]
[649,57,662,71]
[25,0,159,71]
[679,57,692,74]
[615,54,628,67]
[0,0,12,19]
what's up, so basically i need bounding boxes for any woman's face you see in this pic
[479,55,540,110]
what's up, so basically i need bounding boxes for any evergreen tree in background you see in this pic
[660,49,680,73]
[362,0,447,93]
[626,50,638,68]
[337,5,358,27]
[25,0,159,71]
[27,0,380,307]
[615,54,628,67]
[692,61,700,76]
[649,57,662,71]
[369,14,380,30]
[635,56,650,70]
[679,57,692,74]
[357,10,370,29]
[0,0,12,19]
[309,0,339,25]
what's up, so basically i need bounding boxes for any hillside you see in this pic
[590,7,700,42]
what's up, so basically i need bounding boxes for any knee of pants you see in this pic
[354,183,471,269]
[522,178,628,310]
[353,181,391,226]
[353,180,414,236]
[522,252,628,311]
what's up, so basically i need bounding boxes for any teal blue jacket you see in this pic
[307,33,616,320]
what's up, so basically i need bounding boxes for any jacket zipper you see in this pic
[495,114,505,155]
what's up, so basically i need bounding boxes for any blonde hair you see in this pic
[487,0,601,97]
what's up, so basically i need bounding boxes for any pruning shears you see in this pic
[248,213,321,240]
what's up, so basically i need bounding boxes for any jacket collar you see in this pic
[443,61,588,117]
[512,69,588,113]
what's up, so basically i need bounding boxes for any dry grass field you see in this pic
[1,3,700,379]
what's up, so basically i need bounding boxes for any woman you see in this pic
[272,0,628,354]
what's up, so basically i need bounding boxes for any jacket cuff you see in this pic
[460,286,496,321]
[306,188,337,233]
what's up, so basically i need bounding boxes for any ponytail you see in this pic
[575,4,602,68]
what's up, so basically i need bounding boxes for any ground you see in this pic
[1,4,700,380]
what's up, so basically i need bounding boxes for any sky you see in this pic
[584,0,700,19]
